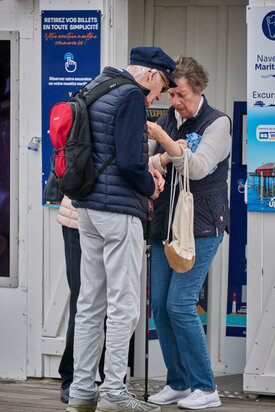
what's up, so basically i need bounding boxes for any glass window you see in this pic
[0,40,10,277]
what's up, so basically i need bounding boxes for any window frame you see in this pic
[0,31,19,287]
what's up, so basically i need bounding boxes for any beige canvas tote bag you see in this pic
[164,151,195,273]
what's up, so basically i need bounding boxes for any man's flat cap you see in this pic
[130,47,177,88]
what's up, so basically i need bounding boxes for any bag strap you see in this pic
[166,151,190,241]
[74,76,141,176]
[167,165,177,241]
[95,153,116,179]
[183,151,190,193]
[76,76,140,106]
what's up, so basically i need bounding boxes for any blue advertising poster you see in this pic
[41,10,101,206]
[247,7,275,212]
[226,102,247,338]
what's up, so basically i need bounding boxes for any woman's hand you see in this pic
[177,139,189,150]
[147,121,165,141]
[147,121,183,157]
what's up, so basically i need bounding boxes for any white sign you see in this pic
[247,6,275,212]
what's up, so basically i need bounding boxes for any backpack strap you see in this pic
[74,76,145,179]
[95,153,116,179]
[77,76,143,106]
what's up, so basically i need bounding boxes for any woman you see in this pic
[147,56,231,410]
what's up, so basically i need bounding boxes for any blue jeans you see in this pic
[151,234,223,392]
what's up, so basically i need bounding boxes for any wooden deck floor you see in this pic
[0,379,65,412]
[1,378,275,412]
[0,379,148,412]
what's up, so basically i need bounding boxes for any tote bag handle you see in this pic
[166,151,190,241]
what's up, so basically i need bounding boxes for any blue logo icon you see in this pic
[237,179,245,194]
[262,11,275,40]
[64,52,77,73]
[254,100,265,107]
[259,132,269,140]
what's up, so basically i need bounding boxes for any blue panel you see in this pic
[227,102,247,337]
[226,327,246,338]
[41,10,101,205]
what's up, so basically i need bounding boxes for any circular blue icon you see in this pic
[262,11,275,40]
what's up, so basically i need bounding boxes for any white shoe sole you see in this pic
[149,397,186,405]
[67,407,96,412]
[96,405,161,412]
[95,409,126,412]
[177,400,222,409]
[149,389,191,405]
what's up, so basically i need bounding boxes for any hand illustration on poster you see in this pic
[262,11,275,40]
[64,53,77,73]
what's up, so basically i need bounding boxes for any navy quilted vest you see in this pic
[72,67,149,222]
[151,97,230,239]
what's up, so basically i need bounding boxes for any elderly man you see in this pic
[67,47,176,412]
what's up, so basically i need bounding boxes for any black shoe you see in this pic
[66,397,98,412]
[61,386,70,404]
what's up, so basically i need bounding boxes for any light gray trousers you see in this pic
[70,209,144,399]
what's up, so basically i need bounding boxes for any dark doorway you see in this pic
[0,40,10,276]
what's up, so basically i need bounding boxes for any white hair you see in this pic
[127,64,152,81]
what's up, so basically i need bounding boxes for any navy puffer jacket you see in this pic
[72,67,153,222]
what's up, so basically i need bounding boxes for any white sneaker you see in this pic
[148,385,191,405]
[96,391,161,412]
[177,389,221,410]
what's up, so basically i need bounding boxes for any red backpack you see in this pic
[47,76,138,200]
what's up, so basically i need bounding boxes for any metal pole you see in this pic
[144,199,153,402]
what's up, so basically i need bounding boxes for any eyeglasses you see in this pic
[157,71,170,93]
[149,69,170,93]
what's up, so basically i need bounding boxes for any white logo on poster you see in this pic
[262,11,275,40]
[267,15,275,38]
[269,197,275,208]
[64,52,77,73]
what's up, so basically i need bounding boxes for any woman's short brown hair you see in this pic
[173,56,209,94]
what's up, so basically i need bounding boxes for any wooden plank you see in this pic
[0,380,64,411]
[246,214,264,357]
[41,337,65,356]
[42,263,69,337]
[144,0,155,46]
[155,0,248,6]
[245,287,275,374]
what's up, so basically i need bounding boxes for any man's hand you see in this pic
[149,169,165,200]
[149,169,165,192]
[150,177,161,200]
